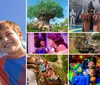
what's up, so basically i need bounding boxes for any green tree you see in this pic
[61,55,68,73]
[43,55,58,62]
[92,33,100,40]
[51,18,68,32]
[69,33,92,53]
[27,0,64,29]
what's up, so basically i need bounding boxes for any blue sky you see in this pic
[27,0,68,24]
[0,0,26,40]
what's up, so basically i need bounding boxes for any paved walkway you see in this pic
[69,25,93,32]
[27,69,37,85]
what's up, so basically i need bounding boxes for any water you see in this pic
[69,25,93,32]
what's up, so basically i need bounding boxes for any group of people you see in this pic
[69,56,100,85]
[34,56,62,84]
[81,1,100,32]
[34,33,68,54]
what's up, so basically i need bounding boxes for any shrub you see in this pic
[43,55,58,62]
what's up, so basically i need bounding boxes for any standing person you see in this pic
[70,9,76,26]
[48,33,68,54]
[80,1,95,32]
[0,20,26,85]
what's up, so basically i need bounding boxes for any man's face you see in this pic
[0,28,22,55]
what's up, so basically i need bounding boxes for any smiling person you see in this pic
[48,33,68,54]
[34,36,49,54]
[0,20,26,85]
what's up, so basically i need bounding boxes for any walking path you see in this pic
[27,69,37,85]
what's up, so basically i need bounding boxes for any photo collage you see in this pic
[0,0,100,85]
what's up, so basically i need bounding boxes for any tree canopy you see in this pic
[43,55,58,62]
[27,0,64,19]
[92,33,100,40]
[61,55,68,73]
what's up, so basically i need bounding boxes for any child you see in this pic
[0,20,26,85]
[0,40,26,58]
[83,57,96,85]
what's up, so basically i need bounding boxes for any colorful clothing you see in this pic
[0,56,26,85]
[35,46,48,54]
[40,64,46,72]
[0,56,9,85]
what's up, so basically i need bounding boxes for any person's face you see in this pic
[48,39,55,47]
[88,69,95,76]
[88,61,95,68]
[0,28,22,54]
[40,40,45,46]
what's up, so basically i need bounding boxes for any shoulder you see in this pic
[0,56,9,84]
[58,44,67,48]
[57,44,67,51]
[0,56,7,66]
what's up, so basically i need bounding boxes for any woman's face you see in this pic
[48,39,55,47]
[40,40,45,46]
[88,61,95,68]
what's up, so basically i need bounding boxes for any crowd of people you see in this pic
[27,56,64,85]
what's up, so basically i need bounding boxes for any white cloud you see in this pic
[50,18,66,24]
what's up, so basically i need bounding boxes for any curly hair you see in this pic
[48,33,68,48]
[35,37,45,48]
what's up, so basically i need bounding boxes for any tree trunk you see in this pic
[35,14,55,31]
[35,19,50,31]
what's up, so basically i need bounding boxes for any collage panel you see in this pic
[69,33,100,54]
[27,0,68,32]
[69,55,100,85]
[27,32,68,54]
[69,0,100,32]
[0,0,26,85]
[27,54,68,85]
